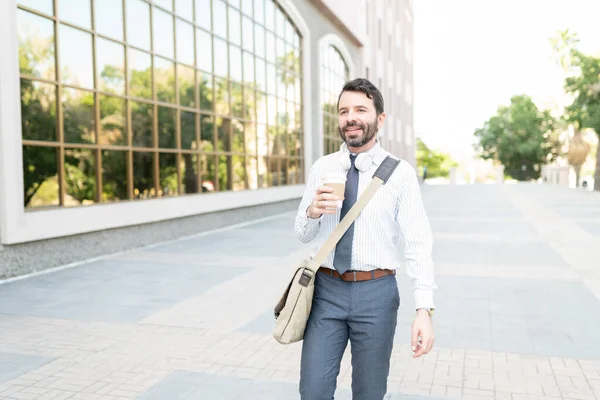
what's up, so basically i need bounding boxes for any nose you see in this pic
[346,110,358,122]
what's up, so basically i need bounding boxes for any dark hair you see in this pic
[337,78,385,115]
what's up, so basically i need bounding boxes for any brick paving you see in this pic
[1,183,600,399]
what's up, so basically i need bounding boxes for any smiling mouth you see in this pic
[345,127,362,134]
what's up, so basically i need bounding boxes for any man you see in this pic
[294,78,436,399]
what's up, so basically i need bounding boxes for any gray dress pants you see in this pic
[299,269,400,400]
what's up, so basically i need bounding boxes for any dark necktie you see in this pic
[333,154,359,275]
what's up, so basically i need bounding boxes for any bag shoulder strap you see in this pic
[307,156,400,271]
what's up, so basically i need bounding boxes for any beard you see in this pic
[338,119,379,148]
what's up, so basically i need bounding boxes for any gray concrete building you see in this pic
[0,0,415,278]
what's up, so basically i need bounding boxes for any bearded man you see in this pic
[294,78,437,400]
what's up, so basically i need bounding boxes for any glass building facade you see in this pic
[320,44,348,155]
[16,0,304,209]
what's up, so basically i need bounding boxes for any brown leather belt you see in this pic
[318,267,396,282]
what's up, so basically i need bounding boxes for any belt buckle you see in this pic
[353,271,357,282]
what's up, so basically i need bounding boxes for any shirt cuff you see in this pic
[414,289,435,310]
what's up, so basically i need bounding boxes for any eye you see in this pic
[339,110,347,116]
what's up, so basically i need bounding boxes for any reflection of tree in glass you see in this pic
[19,30,297,206]
[64,149,96,205]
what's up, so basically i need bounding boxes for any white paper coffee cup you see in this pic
[323,172,346,208]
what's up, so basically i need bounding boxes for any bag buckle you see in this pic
[298,269,313,287]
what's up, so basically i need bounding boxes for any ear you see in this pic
[377,112,386,130]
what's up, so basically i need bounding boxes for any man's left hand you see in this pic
[411,309,435,358]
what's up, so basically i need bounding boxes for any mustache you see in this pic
[343,121,364,132]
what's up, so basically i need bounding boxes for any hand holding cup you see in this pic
[307,173,346,219]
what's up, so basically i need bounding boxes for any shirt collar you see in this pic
[340,139,387,166]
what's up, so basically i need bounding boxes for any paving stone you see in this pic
[0,352,54,385]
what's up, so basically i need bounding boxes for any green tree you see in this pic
[551,29,600,190]
[473,95,559,181]
[416,138,457,179]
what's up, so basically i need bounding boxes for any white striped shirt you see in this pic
[294,140,437,309]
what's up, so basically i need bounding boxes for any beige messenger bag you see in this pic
[272,156,400,345]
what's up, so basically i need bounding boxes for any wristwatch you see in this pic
[417,308,435,317]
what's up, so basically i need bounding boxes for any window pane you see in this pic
[214,76,229,115]
[243,51,254,87]
[64,148,96,206]
[266,94,276,125]
[99,95,126,146]
[200,153,216,192]
[58,0,91,30]
[21,79,57,141]
[196,29,213,73]
[178,64,195,107]
[181,111,196,149]
[217,154,229,190]
[95,0,123,41]
[18,0,54,15]
[231,155,246,190]
[256,91,266,124]
[181,153,199,194]
[200,114,214,151]
[276,37,285,60]
[242,0,253,17]
[228,7,241,46]
[133,152,155,198]
[255,57,265,91]
[101,150,128,201]
[285,20,295,45]
[23,145,59,208]
[216,116,230,152]
[59,24,93,89]
[176,19,194,65]
[245,156,257,189]
[131,101,153,147]
[257,155,268,188]
[231,82,243,118]
[195,0,211,31]
[159,153,178,196]
[275,6,285,38]
[153,7,174,59]
[254,0,264,24]
[243,86,255,121]
[17,10,56,80]
[198,71,213,111]
[96,38,125,95]
[264,0,274,31]
[176,0,193,19]
[213,38,228,77]
[266,63,276,95]
[128,49,152,99]
[254,24,265,58]
[154,0,172,11]
[242,16,254,52]
[212,0,227,39]
[229,45,242,83]
[245,122,256,154]
[158,106,176,148]
[257,123,267,155]
[126,0,151,51]
[155,56,175,104]
[287,158,298,184]
[265,31,275,63]
[63,88,95,144]
[232,119,244,153]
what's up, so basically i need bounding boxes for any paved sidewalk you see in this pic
[1,183,600,400]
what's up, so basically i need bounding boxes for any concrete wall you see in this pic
[0,199,299,280]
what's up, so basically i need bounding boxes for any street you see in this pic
[1,183,600,400]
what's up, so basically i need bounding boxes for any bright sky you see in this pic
[413,0,600,162]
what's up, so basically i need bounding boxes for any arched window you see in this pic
[321,45,349,155]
